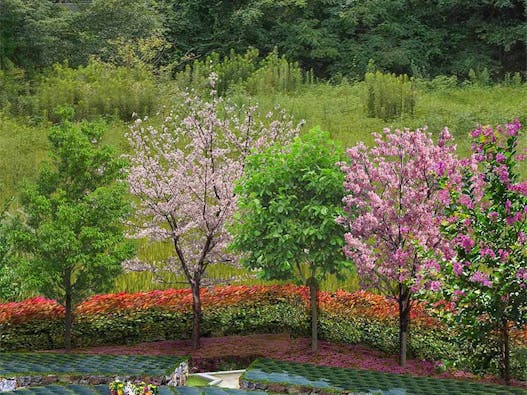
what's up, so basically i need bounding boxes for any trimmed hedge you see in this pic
[0,286,451,357]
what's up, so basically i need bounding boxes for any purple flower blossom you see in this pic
[452,261,464,276]
[457,235,475,252]
[505,211,523,226]
[436,190,451,206]
[494,165,509,184]
[516,268,527,282]
[458,194,474,209]
[470,128,482,138]
[498,249,509,262]
[480,247,496,259]
[469,271,492,287]
[506,119,521,136]
[428,281,441,292]
[435,161,446,177]
[509,182,527,197]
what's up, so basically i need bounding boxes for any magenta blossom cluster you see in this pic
[441,119,527,292]
[339,127,458,293]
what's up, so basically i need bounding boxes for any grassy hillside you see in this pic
[1,65,526,294]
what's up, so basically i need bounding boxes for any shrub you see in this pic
[415,75,458,92]
[24,60,159,122]
[245,50,305,95]
[0,62,28,113]
[363,71,416,120]
[173,49,259,95]
[173,49,310,96]
[503,72,523,87]
[468,67,491,86]
[0,297,65,350]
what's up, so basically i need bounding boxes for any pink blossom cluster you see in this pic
[468,271,492,288]
[126,86,301,279]
[339,127,458,293]
[442,120,526,292]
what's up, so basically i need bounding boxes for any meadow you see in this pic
[1,59,526,295]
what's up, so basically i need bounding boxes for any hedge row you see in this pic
[0,286,450,356]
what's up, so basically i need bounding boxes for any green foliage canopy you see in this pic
[11,118,134,348]
[158,0,526,80]
[230,127,349,284]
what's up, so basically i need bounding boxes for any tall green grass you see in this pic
[363,71,416,120]
[252,82,527,160]
[113,239,360,293]
[113,264,360,293]
[0,116,49,204]
[19,60,159,122]
[2,58,526,295]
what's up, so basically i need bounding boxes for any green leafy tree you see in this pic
[158,0,340,78]
[229,128,349,352]
[70,0,164,67]
[12,117,134,350]
[0,0,71,70]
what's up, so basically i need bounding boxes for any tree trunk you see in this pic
[307,277,318,353]
[191,277,202,350]
[398,286,411,367]
[501,319,510,385]
[64,273,72,352]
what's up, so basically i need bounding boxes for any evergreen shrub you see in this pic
[25,60,158,122]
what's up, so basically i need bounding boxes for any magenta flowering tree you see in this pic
[438,119,527,384]
[126,80,301,349]
[339,127,458,366]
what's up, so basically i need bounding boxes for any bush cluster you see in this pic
[363,71,416,120]
[173,49,312,96]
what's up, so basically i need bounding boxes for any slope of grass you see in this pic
[242,358,527,395]
[2,73,526,295]
[0,353,186,376]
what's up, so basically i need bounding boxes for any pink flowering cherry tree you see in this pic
[438,119,527,384]
[126,78,301,349]
[339,127,458,366]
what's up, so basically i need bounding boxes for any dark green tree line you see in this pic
[1,0,525,79]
